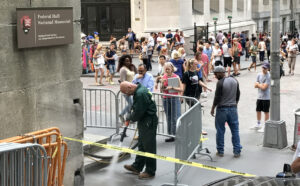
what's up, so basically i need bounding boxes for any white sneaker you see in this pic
[201,92,207,98]
[250,124,262,130]
[258,127,264,133]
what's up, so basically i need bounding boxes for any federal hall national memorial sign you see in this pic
[17,7,73,48]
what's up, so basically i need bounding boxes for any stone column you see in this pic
[220,0,225,22]
[247,0,252,19]
[232,0,238,18]
[244,0,247,19]
[204,0,210,20]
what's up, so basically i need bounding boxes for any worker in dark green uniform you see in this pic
[120,81,158,180]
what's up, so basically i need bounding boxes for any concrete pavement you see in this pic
[82,56,300,186]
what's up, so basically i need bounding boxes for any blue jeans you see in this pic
[259,51,265,62]
[120,94,133,117]
[163,97,181,135]
[215,106,242,154]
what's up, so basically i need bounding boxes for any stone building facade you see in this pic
[0,0,84,185]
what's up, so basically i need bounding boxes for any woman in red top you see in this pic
[160,62,183,142]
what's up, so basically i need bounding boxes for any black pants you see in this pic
[132,117,158,176]
[142,59,149,71]
[259,51,265,62]
[147,55,153,71]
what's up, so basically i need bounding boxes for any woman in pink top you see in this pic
[160,62,183,142]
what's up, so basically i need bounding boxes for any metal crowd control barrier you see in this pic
[83,88,209,185]
[117,91,200,137]
[174,102,203,186]
[83,88,200,138]
[0,127,67,186]
[83,88,119,134]
[293,108,300,147]
[0,143,48,186]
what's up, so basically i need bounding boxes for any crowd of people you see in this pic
[80,28,300,179]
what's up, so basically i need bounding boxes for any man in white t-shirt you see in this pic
[157,33,167,48]
[156,32,167,55]
[148,32,155,48]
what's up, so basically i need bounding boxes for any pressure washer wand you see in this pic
[120,120,130,143]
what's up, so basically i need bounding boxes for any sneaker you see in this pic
[124,165,140,175]
[165,137,175,142]
[258,127,264,133]
[110,81,115,85]
[234,153,240,158]
[216,152,224,157]
[138,172,155,180]
[202,131,208,135]
[250,124,262,130]
[201,92,207,98]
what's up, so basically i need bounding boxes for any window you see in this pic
[192,0,204,14]
[282,17,286,33]
[237,0,244,11]
[210,0,219,13]
[263,0,269,5]
[263,20,269,33]
[225,0,232,13]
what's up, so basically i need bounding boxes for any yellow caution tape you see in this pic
[63,136,256,177]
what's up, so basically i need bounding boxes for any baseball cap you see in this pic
[94,31,99,35]
[87,35,94,40]
[214,66,226,73]
[262,62,270,69]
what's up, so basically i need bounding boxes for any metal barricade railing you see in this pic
[83,88,119,134]
[0,127,67,186]
[117,91,199,137]
[0,143,48,186]
[174,102,202,185]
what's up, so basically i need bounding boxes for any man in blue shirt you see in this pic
[126,28,136,57]
[166,29,173,49]
[132,64,154,92]
[203,42,213,74]
[105,44,116,84]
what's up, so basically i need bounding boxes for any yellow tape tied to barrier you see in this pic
[63,136,256,177]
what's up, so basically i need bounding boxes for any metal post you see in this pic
[263,0,287,149]
[194,22,197,53]
[213,17,218,38]
[270,0,281,122]
[206,22,209,42]
[228,16,232,34]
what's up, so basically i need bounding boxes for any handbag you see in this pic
[140,52,147,60]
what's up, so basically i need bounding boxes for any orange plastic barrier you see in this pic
[0,127,68,186]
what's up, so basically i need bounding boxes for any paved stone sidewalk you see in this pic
[83,57,300,186]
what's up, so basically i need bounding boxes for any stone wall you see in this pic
[0,0,84,185]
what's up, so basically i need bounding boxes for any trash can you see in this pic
[293,108,300,148]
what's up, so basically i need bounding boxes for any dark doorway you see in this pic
[81,0,130,41]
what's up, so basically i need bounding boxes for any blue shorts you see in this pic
[109,64,116,74]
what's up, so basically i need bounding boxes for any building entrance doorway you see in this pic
[81,0,130,41]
